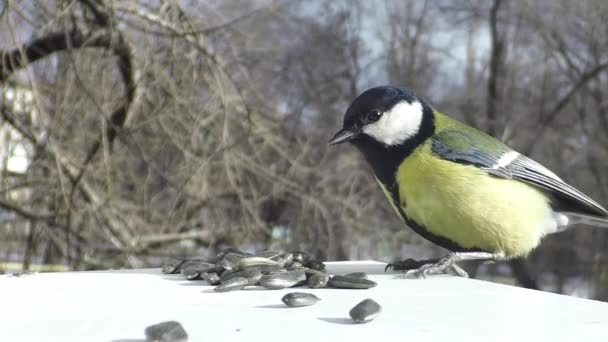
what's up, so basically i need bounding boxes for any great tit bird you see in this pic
[329,86,608,277]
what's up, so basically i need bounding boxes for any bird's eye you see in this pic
[367,109,382,123]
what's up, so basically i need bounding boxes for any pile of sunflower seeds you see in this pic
[162,249,382,324]
[161,248,378,291]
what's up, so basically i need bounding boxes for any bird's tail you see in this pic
[564,212,608,228]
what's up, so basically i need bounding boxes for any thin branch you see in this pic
[70,0,141,200]
[486,0,503,137]
[524,61,608,155]
[0,197,54,221]
[0,30,112,82]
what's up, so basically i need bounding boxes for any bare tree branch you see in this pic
[0,30,112,82]
[524,61,608,155]
[486,0,503,137]
[0,197,53,221]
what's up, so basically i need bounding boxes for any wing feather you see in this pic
[432,130,608,217]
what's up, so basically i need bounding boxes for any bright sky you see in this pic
[1,87,34,174]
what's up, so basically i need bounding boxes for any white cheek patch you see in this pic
[362,101,424,146]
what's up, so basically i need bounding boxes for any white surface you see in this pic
[2,261,608,342]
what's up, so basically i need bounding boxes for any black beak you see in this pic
[328,129,359,145]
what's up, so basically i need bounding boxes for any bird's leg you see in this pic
[448,263,469,278]
[385,252,505,278]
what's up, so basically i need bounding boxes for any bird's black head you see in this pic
[329,86,434,148]
[329,86,435,187]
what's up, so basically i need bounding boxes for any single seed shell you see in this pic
[290,251,311,264]
[259,269,306,289]
[304,260,326,272]
[349,299,382,323]
[214,277,248,292]
[281,292,321,307]
[301,267,326,278]
[161,265,177,275]
[161,259,188,274]
[307,273,330,288]
[344,272,368,279]
[181,269,201,280]
[328,275,377,289]
[180,261,215,280]
[273,253,293,267]
[144,320,188,342]
[255,250,283,259]
[223,252,248,266]
[255,265,285,274]
[220,267,237,280]
[221,268,263,286]
[217,258,236,271]
[237,257,282,270]
[202,272,221,285]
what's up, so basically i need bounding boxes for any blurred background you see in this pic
[1,0,607,300]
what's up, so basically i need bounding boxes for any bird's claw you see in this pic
[386,254,469,278]
[404,262,444,278]
[384,258,429,272]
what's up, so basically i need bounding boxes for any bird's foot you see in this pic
[385,251,505,278]
[384,254,469,278]
[406,254,469,278]
[385,258,436,272]
[385,254,468,278]
[405,253,469,278]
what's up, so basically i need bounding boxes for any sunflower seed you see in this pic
[224,252,248,264]
[221,268,263,286]
[307,273,330,288]
[259,269,306,289]
[144,320,188,342]
[304,260,326,272]
[237,257,282,270]
[255,250,283,259]
[220,268,236,279]
[349,299,382,323]
[161,259,188,274]
[202,272,221,285]
[281,292,321,307]
[328,275,377,289]
[301,267,326,277]
[290,251,311,264]
[290,261,303,268]
[344,272,368,279]
[256,265,285,274]
[273,253,293,267]
[180,261,215,280]
[214,277,248,292]
[217,258,236,271]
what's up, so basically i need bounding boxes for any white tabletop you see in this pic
[2,261,607,342]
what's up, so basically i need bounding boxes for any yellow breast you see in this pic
[395,142,552,258]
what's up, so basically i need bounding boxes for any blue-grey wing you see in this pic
[432,130,608,217]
